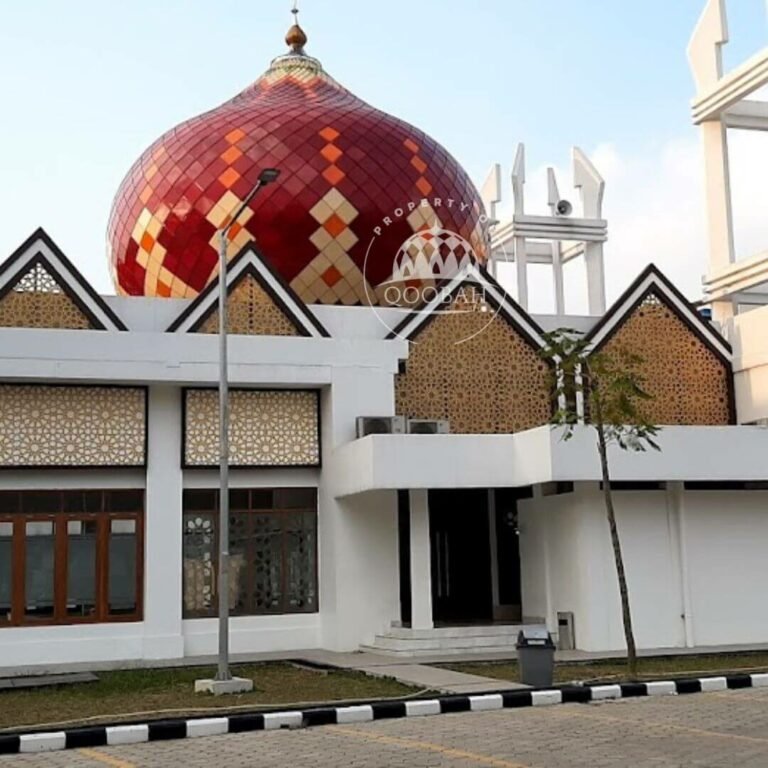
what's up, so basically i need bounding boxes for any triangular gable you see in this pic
[385,261,547,351]
[167,244,330,337]
[391,263,553,434]
[0,228,126,331]
[585,264,732,362]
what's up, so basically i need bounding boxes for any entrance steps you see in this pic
[361,623,530,658]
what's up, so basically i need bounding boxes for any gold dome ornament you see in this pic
[285,1,308,54]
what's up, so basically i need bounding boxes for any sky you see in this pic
[1,0,768,313]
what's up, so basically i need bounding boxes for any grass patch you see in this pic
[0,662,418,731]
[441,652,768,685]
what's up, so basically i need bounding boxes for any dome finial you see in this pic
[286,1,308,54]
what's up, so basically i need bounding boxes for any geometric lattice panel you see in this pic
[0,261,95,330]
[0,386,146,467]
[195,273,300,336]
[395,286,552,434]
[183,512,217,615]
[598,291,732,425]
[184,389,320,467]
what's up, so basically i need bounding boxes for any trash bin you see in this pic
[516,628,555,687]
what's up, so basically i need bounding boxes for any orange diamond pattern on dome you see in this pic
[322,164,345,185]
[323,213,346,238]
[291,246,372,305]
[321,265,342,287]
[298,186,363,303]
[416,177,433,196]
[321,144,343,164]
[404,139,434,201]
[221,145,242,165]
[226,128,246,144]
[319,126,339,142]
[407,202,443,234]
[219,167,241,189]
[108,41,488,304]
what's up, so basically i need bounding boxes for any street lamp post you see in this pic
[198,168,280,693]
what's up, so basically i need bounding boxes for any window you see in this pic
[0,522,12,623]
[183,488,317,618]
[0,490,143,626]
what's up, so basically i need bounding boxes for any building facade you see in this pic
[2,3,768,670]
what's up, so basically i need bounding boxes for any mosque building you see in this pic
[1,1,768,668]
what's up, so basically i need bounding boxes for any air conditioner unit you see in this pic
[406,419,450,435]
[356,416,406,439]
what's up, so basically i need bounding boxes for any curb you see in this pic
[2,672,767,755]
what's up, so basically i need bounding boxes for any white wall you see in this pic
[519,495,562,628]
[0,470,145,490]
[730,304,768,423]
[524,485,768,653]
[183,615,321,657]
[684,490,768,646]
[143,385,184,660]
[318,366,401,651]
[103,296,188,332]
[519,491,594,639]
[0,327,405,386]
[331,426,768,497]
[0,623,147,671]
[328,491,400,647]
[521,486,685,653]
[573,487,686,652]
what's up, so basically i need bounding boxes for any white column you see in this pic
[319,367,400,649]
[409,489,433,630]
[702,119,736,324]
[585,242,606,315]
[515,236,529,310]
[142,385,184,660]
[552,241,565,315]
[535,485,556,634]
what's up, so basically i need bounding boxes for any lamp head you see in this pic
[259,168,281,185]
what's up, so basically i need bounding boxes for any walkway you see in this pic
[301,650,522,694]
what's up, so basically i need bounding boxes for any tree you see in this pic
[541,329,661,679]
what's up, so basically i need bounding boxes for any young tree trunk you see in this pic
[595,419,639,679]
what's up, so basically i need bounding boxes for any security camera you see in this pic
[555,200,573,217]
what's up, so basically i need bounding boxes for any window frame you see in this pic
[182,488,318,619]
[0,490,144,627]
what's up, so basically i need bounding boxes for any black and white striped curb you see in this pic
[2,672,767,755]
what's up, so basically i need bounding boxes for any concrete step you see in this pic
[366,635,518,653]
[384,625,523,640]
[359,643,521,658]
[362,624,541,657]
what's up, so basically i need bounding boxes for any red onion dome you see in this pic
[107,19,488,304]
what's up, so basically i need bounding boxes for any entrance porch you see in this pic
[363,488,536,657]
[332,427,768,655]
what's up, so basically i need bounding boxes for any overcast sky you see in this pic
[1,1,767,312]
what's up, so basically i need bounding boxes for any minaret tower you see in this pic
[483,145,607,316]
[689,0,768,327]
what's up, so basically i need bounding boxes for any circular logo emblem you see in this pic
[362,198,510,344]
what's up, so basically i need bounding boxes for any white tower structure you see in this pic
[482,144,607,316]
[689,0,768,324]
